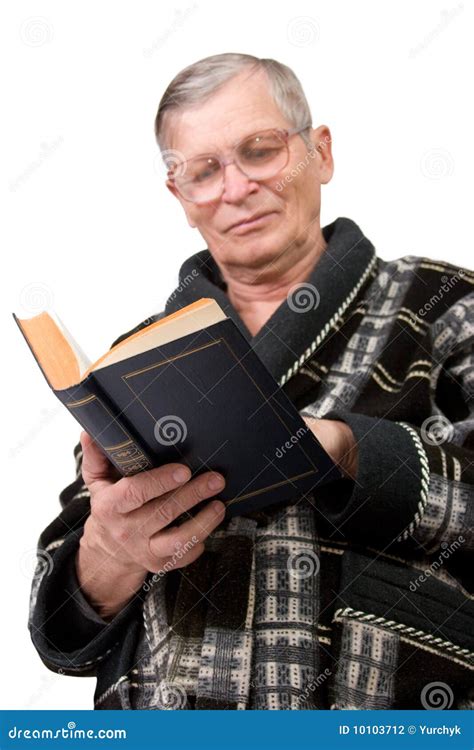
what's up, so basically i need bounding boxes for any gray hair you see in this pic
[154,53,313,156]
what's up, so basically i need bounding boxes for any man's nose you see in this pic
[221,162,257,203]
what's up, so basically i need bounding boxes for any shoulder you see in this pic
[376,252,472,283]
[372,253,474,308]
[371,254,474,356]
[110,311,166,348]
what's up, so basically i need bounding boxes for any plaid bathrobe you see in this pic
[29,217,474,710]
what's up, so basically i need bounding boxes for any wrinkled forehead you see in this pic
[164,70,292,160]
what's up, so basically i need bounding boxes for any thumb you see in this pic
[80,430,115,493]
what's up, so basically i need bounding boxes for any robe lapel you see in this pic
[164,217,377,386]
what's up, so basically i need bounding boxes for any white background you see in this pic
[1,0,472,709]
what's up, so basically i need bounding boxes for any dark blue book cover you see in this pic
[14,308,344,517]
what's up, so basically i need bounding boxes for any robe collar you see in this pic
[164,216,377,385]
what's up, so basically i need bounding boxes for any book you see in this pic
[13,298,344,517]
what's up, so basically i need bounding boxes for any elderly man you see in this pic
[30,53,473,710]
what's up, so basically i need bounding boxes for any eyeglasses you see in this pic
[166,124,312,204]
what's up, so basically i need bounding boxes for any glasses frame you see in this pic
[166,123,312,204]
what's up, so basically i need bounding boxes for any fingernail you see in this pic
[212,500,225,514]
[208,473,225,491]
[173,467,190,483]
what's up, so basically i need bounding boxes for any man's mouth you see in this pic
[226,211,278,234]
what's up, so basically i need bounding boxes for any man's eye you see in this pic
[190,161,220,183]
[243,147,280,161]
[194,169,215,183]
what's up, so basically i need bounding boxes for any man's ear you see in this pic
[166,180,197,228]
[310,125,334,185]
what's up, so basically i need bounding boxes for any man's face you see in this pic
[165,68,333,274]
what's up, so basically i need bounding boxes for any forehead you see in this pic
[166,68,291,157]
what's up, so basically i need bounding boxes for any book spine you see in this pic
[55,378,154,477]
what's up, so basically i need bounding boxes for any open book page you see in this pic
[90,298,226,373]
[15,297,226,390]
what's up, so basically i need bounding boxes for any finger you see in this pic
[130,470,226,533]
[80,431,116,494]
[111,463,195,514]
[173,540,206,568]
[149,499,226,559]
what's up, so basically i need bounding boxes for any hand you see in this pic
[302,417,358,480]
[76,430,227,619]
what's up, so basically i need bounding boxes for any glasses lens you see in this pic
[175,156,222,202]
[237,131,287,179]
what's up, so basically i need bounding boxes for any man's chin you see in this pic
[224,235,289,270]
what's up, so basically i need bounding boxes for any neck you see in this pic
[218,231,327,337]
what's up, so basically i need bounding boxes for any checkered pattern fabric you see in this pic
[29,217,474,709]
